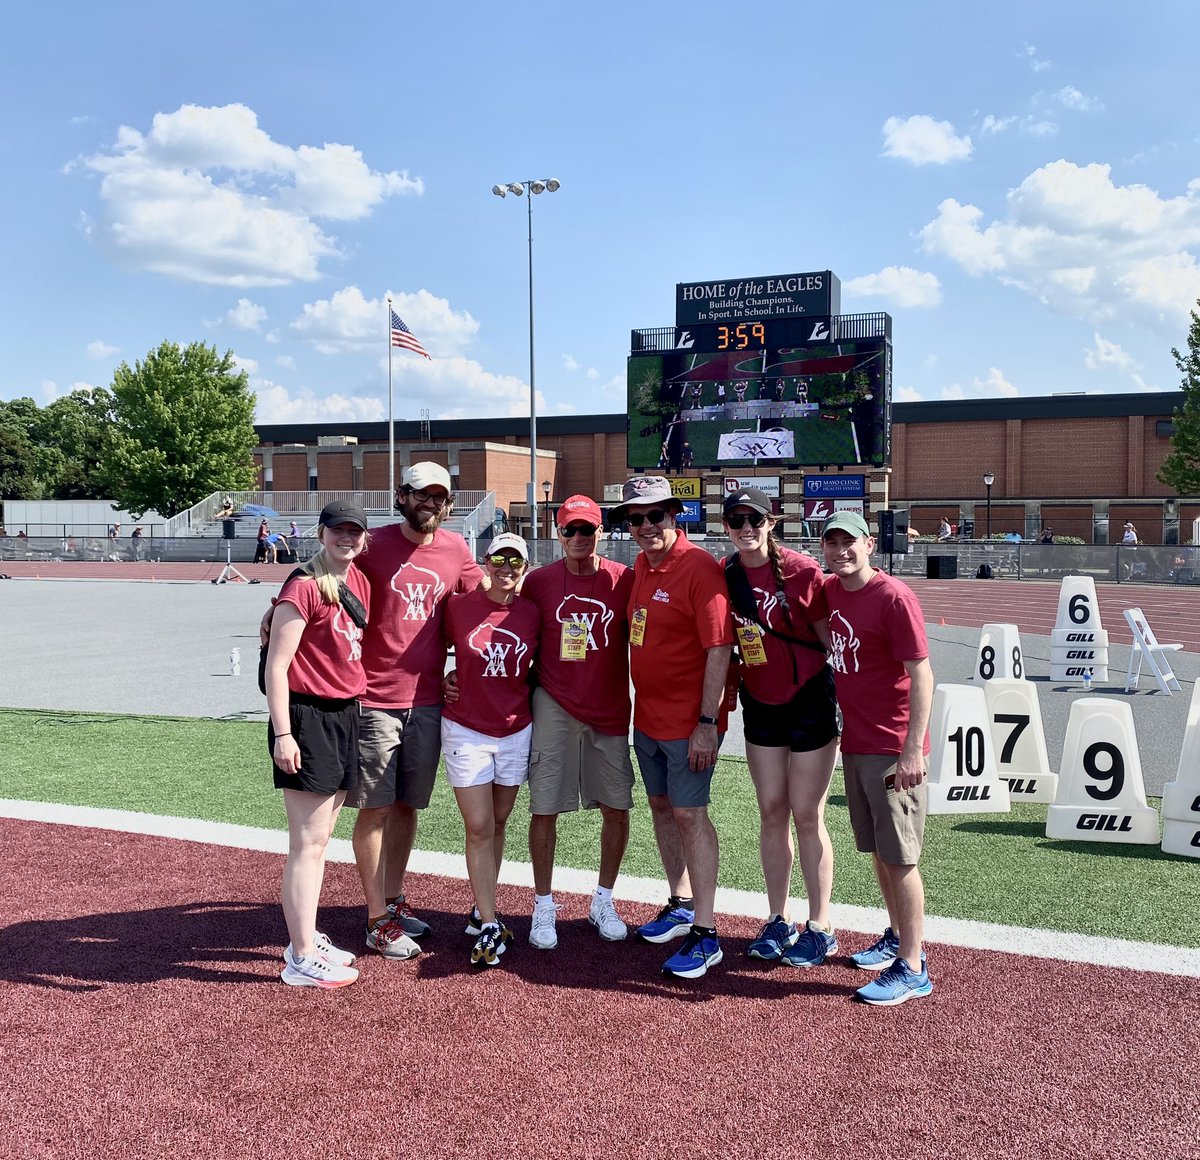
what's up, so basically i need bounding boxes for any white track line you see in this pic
[4,798,1198,978]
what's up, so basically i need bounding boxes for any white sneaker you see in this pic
[283,931,356,968]
[588,894,628,941]
[280,949,359,989]
[529,901,560,950]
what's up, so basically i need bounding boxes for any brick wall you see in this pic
[316,451,353,490]
[272,452,309,492]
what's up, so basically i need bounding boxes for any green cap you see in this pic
[821,511,871,539]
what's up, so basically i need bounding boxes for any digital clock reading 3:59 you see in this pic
[716,322,767,350]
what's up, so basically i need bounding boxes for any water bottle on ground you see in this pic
[230,647,241,677]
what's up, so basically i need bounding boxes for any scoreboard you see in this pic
[628,271,891,473]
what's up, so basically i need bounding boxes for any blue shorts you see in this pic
[633,729,722,808]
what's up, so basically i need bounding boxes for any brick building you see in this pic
[255,390,1197,545]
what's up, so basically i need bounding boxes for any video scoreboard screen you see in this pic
[627,318,892,472]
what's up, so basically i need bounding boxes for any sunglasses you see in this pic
[559,523,598,539]
[487,554,526,570]
[626,510,669,527]
[726,512,768,530]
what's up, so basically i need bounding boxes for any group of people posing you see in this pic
[262,464,934,1007]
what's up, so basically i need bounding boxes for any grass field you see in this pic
[4,706,1195,947]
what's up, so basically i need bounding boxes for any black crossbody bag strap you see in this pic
[723,553,827,654]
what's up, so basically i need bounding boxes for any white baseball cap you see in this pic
[403,461,452,492]
[488,532,529,561]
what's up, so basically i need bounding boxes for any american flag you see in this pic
[390,308,431,359]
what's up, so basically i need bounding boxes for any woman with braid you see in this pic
[722,488,840,968]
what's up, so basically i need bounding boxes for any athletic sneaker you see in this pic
[529,901,560,950]
[661,929,723,979]
[637,900,695,944]
[747,915,799,961]
[855,954,932,1006]
[386,893,432,939]
[366,916,421,960]
[280,949,359,989]
[465,908,483,937]
[781,920,838,968]
[588,895,628,942]
[471,923,512,968]
[850,927,901,971]
[283,931,356,968]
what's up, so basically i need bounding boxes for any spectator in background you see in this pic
[1122,521,1138,545]
[290,520,301,540]
[936,519,952,543]
[1039,528,1055,545]
[130,526,145,561]
[1004,530,1022,544]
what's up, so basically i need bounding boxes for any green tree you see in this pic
[105,341,258,517]
[1158,305,1200,496]
[32,389,114,499]
[0,426,42,500]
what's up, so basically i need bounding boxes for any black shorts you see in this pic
[740,666,839,752]
[269,693,360,796]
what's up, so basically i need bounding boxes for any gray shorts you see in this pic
[347,704,443,810]
[842,752,927,865]
[633,728,720,809]
[528,687,634,815]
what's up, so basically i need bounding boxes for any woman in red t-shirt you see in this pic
[441,533,540,968]
[722,488,840,969]
[264,500,371,990]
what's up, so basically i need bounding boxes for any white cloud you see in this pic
[291,286,478,355]
[39,379,97,403]
[844,266,941,308]
[562,354,581,371]
[220,298,267,331]
[980,115,1016,136]
[1084,333,1138,372]
[79,103,422,287]
[254,377,386,424]
[882,115,972,165]
[1022,44,1051,72]
[1057,85,1102,112]
[1023,119,1059,138]
[275,355,296,370]
[893,385,924,403]
[586,368,599,381]
[919,161,1200,328]
[232,354,259,375]
[973,367,1019,397]
[86,340,119,359]
[389,355,539,419]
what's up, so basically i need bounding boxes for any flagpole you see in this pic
[387,296,395,516]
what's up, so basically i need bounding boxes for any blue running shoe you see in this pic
[637,901,695,944]
[747,915,799,961]
[850,927,900,971]
[854,954,932,1006]
[781,921,838,968]
[662,929,723,979]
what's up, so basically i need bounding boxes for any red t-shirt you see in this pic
[277,566,370,700]
[628,534,733,740]
[735,547,829,704]
[442,589,540,738]
[356,524,483,709]
[823,571,930,756]
[520,557,635,736]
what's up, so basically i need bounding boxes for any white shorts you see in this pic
[441,718,532,789]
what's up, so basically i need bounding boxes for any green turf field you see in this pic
[3,707,1194,947]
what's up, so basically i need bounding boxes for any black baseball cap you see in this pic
[723,487,773,518]
[319,500,369,530]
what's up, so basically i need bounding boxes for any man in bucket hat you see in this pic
[612,476,733,979]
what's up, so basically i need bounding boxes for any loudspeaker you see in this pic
[927,555,958,579]
[222,518,236,539]
[878,509,909,554]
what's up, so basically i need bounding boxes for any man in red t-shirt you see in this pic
[350,463,483,955]
[821,511,934,1006]
[615,476,732,980]
[519,494,637,951]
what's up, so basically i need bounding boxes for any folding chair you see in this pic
[1123,607,1183,695]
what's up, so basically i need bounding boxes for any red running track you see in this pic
[2,819,1196,1160]
[3,563,1198,652]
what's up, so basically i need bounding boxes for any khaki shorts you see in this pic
[347,704,442,810]
[842,753,926,866]
[527,687,635,815]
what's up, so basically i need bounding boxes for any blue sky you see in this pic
[3,1,1199,425]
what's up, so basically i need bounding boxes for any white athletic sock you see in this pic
[535,893,555,908]
[593,886,613,904]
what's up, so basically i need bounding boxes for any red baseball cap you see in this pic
[556,494,603,529]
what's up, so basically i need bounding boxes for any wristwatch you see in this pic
[698,714,717,726]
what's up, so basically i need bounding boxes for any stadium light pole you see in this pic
[983,470,995,539]
[492,177,561,539]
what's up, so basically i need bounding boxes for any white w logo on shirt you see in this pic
[467,624,528,678]
[391,562,446,620]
